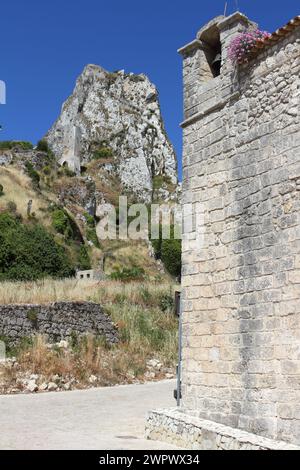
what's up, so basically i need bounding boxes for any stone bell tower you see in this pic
[146,12,300,449]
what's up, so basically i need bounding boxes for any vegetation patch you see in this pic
[86,228,100,248]
[25,161,40,188]
[110,266,145,282]
[36,140,49,152]
[0,141,33,151]
[150,224,182,278]
[152,174,176,194]
[0,212,74,281]
[92,145,113,160]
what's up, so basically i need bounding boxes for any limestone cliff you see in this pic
[45,64,177,202]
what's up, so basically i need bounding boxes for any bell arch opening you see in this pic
[199,24,222,78]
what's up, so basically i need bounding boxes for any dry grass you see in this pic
[17,335,125,385]
[0,166,53,226]
[0,279,178,392]
[0,278,176,305]
[0,330,175,393]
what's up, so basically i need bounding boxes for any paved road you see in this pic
[0,380,178,450]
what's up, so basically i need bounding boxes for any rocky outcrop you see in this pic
[53,176,97,215]
[46,65,178,202]
[0,148,52,171]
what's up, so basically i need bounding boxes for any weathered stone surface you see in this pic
[176,12,300,446]
[0,301,118,345]
[146,409,300,450]
[0,148,51,171]
[53,175,97,215]
[45,65,178,202]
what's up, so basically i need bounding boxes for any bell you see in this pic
[212,53,221,66]
[211,52,221,76]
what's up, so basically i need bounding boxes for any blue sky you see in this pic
[0,0,298,178]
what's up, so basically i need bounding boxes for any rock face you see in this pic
[46,65,177,202]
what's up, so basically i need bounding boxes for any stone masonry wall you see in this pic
[180,13,300,445]
[0,301,118,345]
[146,409,300,450]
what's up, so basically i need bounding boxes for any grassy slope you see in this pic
[0,167,53,226]
[0,165,170,281]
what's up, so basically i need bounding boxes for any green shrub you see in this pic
[110,266,145,282]
[18,141,33,150]
[152,175,173,190]
[161,238,181,278]
[36,139,49,152]
[152,175,165,190]
[50,206,84,246]
[83,213,100,248]
[92,146,113,160]
[51,209,73,238]
[63,167,76,177]
[0,212,74,281]
[150,224,181,278]
[150,224,162,259]
[42,165,51,175]
[78,245,91,270]
[0,141,13,150]
[84,212,95,227]
[86,228,100,248]
[25,161,40,187]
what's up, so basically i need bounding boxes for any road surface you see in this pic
[0,380,178,450]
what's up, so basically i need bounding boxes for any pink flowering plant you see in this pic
[228,29,271,64]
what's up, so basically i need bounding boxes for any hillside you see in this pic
[0,66,180,283]
[0,161,170,281]
[0,67,180,394]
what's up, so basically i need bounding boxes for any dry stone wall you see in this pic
[0,301,118,345]
[180,13,300,445]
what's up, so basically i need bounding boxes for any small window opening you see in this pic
[200,25,222,78]
[87,273,90,279]
[80,274,84,279]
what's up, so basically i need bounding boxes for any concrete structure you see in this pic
[146,12,300,448]
[76,269,104,281]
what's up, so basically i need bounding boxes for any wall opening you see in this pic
[200,25,221,78]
